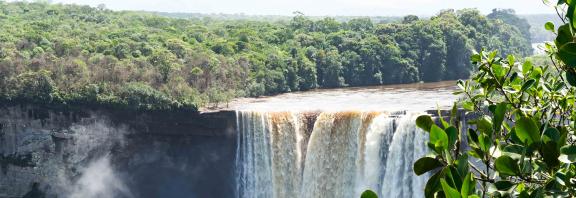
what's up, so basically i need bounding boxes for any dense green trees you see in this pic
[488,9,532,45]
[0,1,532,110]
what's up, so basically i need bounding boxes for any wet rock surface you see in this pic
[0,105,237,198]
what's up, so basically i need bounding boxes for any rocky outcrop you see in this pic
[0,105,237,198]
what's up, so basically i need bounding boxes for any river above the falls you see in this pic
[227,81,460,112]
[233,81,464,198]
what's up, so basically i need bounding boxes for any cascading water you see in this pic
[235,111,429,198]
[380,114,429,198]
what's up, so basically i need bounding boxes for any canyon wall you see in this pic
[0,105,237,198]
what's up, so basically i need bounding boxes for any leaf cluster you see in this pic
[410,1,576,197]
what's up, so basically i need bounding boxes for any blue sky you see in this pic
[44,0,554,16]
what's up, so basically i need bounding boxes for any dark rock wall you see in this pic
[0,105,237,198]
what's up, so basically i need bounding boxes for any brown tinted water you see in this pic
[228,81,460,112]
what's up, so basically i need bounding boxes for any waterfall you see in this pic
[235,111,428,198]
[380,114,429,198]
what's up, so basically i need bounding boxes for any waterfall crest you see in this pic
[235,111,428,198]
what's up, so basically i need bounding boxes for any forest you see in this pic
[0,1,533,111]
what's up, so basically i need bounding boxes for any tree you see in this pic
[414,21,447,82]
[290,11,313,31]
[487,9,532,44]
[317,49,345,87]
[149,48,180,82]
[402,15,419,24]
[410,2,576,198]
[347,18,374,32]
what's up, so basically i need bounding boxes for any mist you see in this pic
[67,156,132,198]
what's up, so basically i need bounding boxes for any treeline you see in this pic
[0,2,532,110]
[156,12,403,24]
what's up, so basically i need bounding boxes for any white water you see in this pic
[235,111,428,198]
[380,115,429,198]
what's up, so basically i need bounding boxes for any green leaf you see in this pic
[522,61,533,75]
[530,67,543,79]
[425,169,444,198]
[545,21,555,32]
[431,125,449,151]
[558,42,576,68]
[460,173,474,197]
[555,24,572,47]
[555,172,568,186]
[559,145,576,163]
[361,190,378,198]
[520,79,536,92]
[569,3,576,28]
[476,116,493,135]
[509,72,518,83]
[467,128,478,143]
[440,179,461,198]
[509,128,523,145]
[445,126,458,149]
[450,102,458,125]
[519,190,530,198]
[471,54,481,63]
[541,140,560,168]
[491,103,507,132]
[437,105,450,129]
[416,115,434,132]
[488,50,498,60]
[507,54,515,65]
[495,156,520,176]
[478,134,491,152]
[515,116,540,146]
[456,154,469,177]
[502,144,524,159]
[492,63,506,79]
[494,180,515,191]
[447,166,462,191]
[542,127,561,143]
[457,80,465,90]
[462,101,474,111]
[558,126,569,147]
[542,128,562,167]
[566,70,576,86]
[414,157,443,176]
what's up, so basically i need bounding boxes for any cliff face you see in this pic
[0,105,237,198]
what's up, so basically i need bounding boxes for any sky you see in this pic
[43,0,554,16]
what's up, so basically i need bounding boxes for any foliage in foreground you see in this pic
[404,1,576,197]
[0,1,531,110]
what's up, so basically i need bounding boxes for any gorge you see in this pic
[0,81,459,198]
